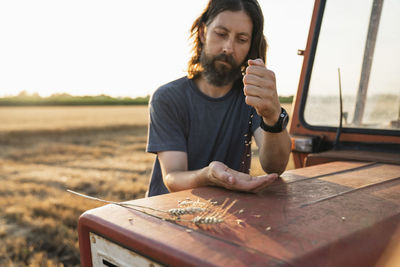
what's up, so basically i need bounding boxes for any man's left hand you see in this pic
[243,58,281,125]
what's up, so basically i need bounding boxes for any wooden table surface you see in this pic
[79,161,400,267]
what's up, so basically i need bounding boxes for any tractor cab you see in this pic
[290,0,400,167]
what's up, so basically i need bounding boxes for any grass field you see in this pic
[0,104,292,266]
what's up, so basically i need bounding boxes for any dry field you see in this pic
[0,104,292,266]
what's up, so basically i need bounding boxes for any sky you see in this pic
[0,0,315,98]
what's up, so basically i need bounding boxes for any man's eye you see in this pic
[215,32,226,37]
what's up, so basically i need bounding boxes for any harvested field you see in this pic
[0,104,293,266]
[0,106,153,266]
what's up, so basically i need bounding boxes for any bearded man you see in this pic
[146,0,291,196]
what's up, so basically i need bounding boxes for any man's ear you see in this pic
[199,23,206,44]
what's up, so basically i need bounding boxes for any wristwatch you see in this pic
[260,107,289,133]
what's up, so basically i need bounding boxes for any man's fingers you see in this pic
[248,58,265,66]
[245,65,266,79]
[244,94,261,108]
[251,174,279,192]
[226,175,235,185]
[246,59,266,78]
[213,165,236,186]
[251,173,278,187]
[243,84,263,97]
[246,67,276,83]
[213,163,278,192]
[231,173,277,191]
[243,72,264,86]
[218,170,235,185]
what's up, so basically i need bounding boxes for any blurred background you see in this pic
[0,0,314,98]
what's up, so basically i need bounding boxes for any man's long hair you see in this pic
[188,0,267,80]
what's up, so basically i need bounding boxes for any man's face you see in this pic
[200,10,253,86]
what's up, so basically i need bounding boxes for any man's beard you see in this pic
[200,50,243,87]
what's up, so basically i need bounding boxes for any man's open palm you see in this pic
[208,161,278,192]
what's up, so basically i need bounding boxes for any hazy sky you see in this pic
[0,0,315,97]
[306,0,399,97]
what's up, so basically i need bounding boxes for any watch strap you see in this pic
[260,107,288,133]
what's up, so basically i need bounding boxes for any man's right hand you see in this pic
[158,151,278,193]
[207,161,278,193]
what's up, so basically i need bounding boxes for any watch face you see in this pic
[281,113,289,130]
[279,108,289,131]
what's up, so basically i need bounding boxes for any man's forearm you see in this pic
[258,129,291,175]
[163,160,279,193]
[163,167,210,193]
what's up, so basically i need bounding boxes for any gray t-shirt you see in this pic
[146,76,261,196]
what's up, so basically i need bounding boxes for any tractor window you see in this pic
[304,0,400,131]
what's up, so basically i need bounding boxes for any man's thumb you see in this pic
[248,58,265,66]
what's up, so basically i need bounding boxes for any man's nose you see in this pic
[222,38,234,54]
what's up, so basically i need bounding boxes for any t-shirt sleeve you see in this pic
[146,90,187,154]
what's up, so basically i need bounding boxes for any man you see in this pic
[146,0,291,197]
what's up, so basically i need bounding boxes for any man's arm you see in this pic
[158,151,278,193]
[253,127,291,175]
[244,59,291,175]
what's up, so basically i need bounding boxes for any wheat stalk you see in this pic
[67,189,166,213]
[188,198,238,225]
[177,198,209,208]
[67,189,238,226]
[168,207,207,216]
